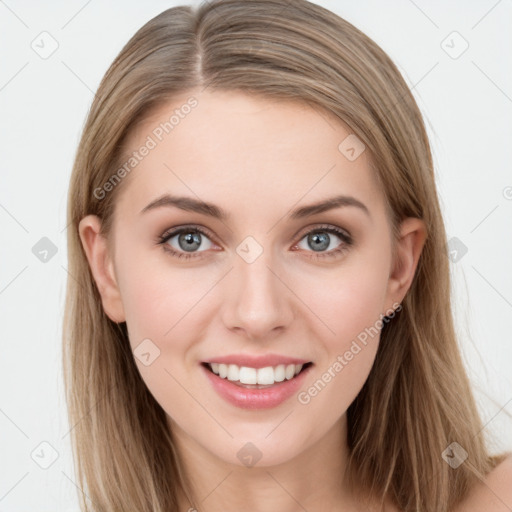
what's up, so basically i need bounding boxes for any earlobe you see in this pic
[78,215,126,323]
[385,217,427,310]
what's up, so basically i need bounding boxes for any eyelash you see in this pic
[156,224,353,261]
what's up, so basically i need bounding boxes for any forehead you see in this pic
[115,89,384,222]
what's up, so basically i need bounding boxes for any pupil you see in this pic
[179,232,201,252]
[309,232,329,251]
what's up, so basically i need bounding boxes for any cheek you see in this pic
[120,275,173,341]
[116,259,207,410]
[115,248,192,348]
[116,248,219,372]
[295,274,386,418]
[291,249,390,404]
[295,255,390,346]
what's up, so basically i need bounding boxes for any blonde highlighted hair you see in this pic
[63,1,506,510]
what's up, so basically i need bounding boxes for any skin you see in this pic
[78,89,511,511]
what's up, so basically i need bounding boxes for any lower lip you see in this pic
[201,363,313,410]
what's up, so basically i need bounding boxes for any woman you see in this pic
[63,1,512,510]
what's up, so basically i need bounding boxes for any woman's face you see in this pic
[80,88,424,468]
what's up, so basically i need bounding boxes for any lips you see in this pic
[201,360,314,409]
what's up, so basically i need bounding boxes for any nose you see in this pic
[220,250,295,341]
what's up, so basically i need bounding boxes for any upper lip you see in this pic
[203,353,312,369]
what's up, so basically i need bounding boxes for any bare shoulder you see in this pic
[453,454,512,511]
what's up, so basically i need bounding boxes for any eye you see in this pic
[157,226,217,260]
[292,225,353,259]
[157,224,353,261]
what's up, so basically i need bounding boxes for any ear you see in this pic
[78,215,126,323]
[384,217,427,312]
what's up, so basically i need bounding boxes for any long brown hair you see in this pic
[63,1,506,510]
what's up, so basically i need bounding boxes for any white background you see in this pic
[1,1,511,510]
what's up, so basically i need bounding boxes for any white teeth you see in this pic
[239,366,257,384]
[273,364,286,383]
[207,362,306,385]
[257,366,276,385]
[218,363,228,378]
[227,364,239,381]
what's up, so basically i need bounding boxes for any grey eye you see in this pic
[297,231,343,252]
[167,230,214,253]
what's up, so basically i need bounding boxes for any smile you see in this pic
[204,362,312,386]
[201,362,314,409]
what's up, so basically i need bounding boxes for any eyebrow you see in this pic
[140,193,370,220]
